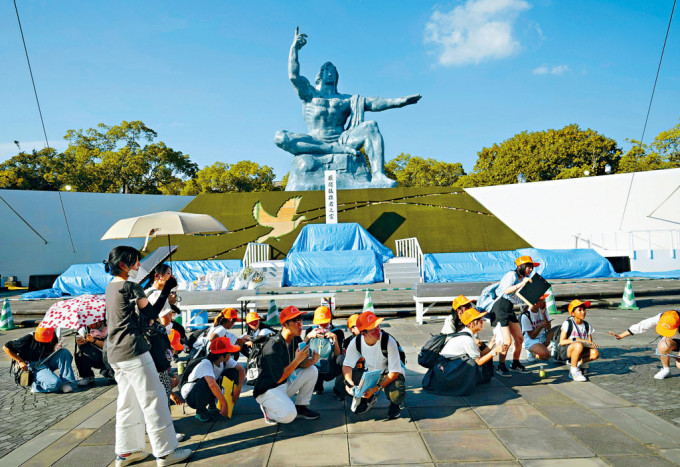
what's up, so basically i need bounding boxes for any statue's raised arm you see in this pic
[288,27,314,102]
[364,94,422,112]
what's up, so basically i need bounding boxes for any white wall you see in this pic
[0,190,194,284]
[466,168,680,271]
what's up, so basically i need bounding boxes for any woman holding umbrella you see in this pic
[104,246,191,467]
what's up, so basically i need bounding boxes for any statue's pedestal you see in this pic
[286,153,395,191]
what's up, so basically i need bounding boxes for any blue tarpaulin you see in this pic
[283,250,383,287]
[288,223,394,263]
[617,270,680,279]
[424,248,616,283]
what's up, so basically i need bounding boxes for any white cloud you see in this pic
[424,0,531,66]
[532,64,569,75]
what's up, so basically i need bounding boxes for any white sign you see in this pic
[324,170,338,224]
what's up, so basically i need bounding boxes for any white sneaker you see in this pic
[175,432,185,442]
[526,352,536,363]
[569,367,587,382]
[156,447,192,466]
[260,404,277,425]
[654,367,671,380]
[115,451,149,466]
[78,377,94,387]
[61,383,74,393]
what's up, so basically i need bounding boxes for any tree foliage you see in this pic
[182,160,276,195]
[385,153,466,187]
[618,121,680,173]
[0,147,65,190]
[459,124,622,187]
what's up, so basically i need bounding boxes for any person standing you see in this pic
[104,246,190,467]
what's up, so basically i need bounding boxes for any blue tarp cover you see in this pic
[283,250,384,287]
[33,259,244,298]
[617,270,680,279]
[424,248,616,283]
[288,223,394,263]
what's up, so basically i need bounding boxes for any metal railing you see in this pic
[395,237,424,279]
[573,229,680,259]
[243,242,270,266]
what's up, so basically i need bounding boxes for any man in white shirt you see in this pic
[610,309,680,380]
[342,311,405,419]
[181,337,242,422]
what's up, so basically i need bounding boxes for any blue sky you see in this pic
[1,0,678,180]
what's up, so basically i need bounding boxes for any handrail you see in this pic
[243,242,270,266]
[395,237,424,279]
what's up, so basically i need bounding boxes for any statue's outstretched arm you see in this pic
[364,94,422,112]
[289,26,313,102]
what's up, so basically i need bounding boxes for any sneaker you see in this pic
[61,383,74,393]
[194,411,211,422]
[295,405,320,420]
[654,367,671,380]
[547,342,556,357]
[510,362,529,373]
[387,403,401,420]
[115,451,149,466]
[260,405,277,425]
[496,364,511,378]
[156,447,192,466]
[175,433,185,442]
[78,377,95,387]
[526,353,536,363]
[353,395,377,414]
[569,367,587,382]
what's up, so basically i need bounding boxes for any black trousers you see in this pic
[186,367,239,414]
[74,343,113,378]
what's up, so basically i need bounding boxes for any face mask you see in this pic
[165,324,173,334]
[127,269,138,280]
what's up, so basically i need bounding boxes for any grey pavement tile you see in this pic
[49,395,113,430]
[521,459,609,467]
[81,419,116,445]
[21,428,96,467]
[0,429,68,466]
[494,427,595,459]
[76,400,117,429]
[511,384,576,406]
[346,407,417,433]
[203,413,278,440]
[308,388,346,412]
[409,406,486,431]
[421,430,514,463]
[565,425,656,456]
[534,404,606,426]
[52,444,116,467]
[602,456,679,467]
[439,463,520,467]
[276,409,346,437]
[404,388,467,408]
[462,384,524,406]
[270,434,349,466]
[188,434,274,466]
[591,406,680,449]
[660,448,680,464]
[472,404,554,429]
[349,432,431,465]
[231,393,267,415]
[552,381,632,409]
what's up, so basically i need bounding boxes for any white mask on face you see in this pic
[127,268,138,280]
[165,323,173,334]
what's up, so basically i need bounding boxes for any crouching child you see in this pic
[558,299,599,382]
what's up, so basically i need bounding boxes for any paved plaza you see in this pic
[1,286,679,466]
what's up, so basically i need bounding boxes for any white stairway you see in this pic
[383,257,422,285]
[250,260,285,287]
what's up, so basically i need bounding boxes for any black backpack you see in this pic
[245,334,272,385]
[354,331,406,364]
[552,318,590,363]
[177,356,206,392]
[418,332,466,369]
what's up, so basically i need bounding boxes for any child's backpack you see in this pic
[477,282,500,312]
[245,334,272,385]
[552,318,591,363]
[355,331,406,365]
[185,327,208,351]
[418,332,464,369]
[178,357,206,392]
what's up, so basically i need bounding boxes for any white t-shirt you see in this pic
[520,308,548,336]
[560,318,594,341]
[343,333,404,375]
[180,358,225,399]
[439,328,480,359]
[145,287,171,314]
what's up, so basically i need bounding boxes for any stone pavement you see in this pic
[3,299,680,466]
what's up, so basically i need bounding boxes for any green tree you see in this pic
[0,147,66,190]
[385,153,466,187]
[182,160,276,194]
[63,120,198,193]
[618,121,680,173]
[460,124,622,187]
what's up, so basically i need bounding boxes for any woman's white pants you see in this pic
[110,352,178,457]
[255,365,317,424]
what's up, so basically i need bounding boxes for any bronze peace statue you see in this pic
[275,27,421,191]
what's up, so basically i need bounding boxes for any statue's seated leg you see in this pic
[340,121,396,188]
[274,130,358,156]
